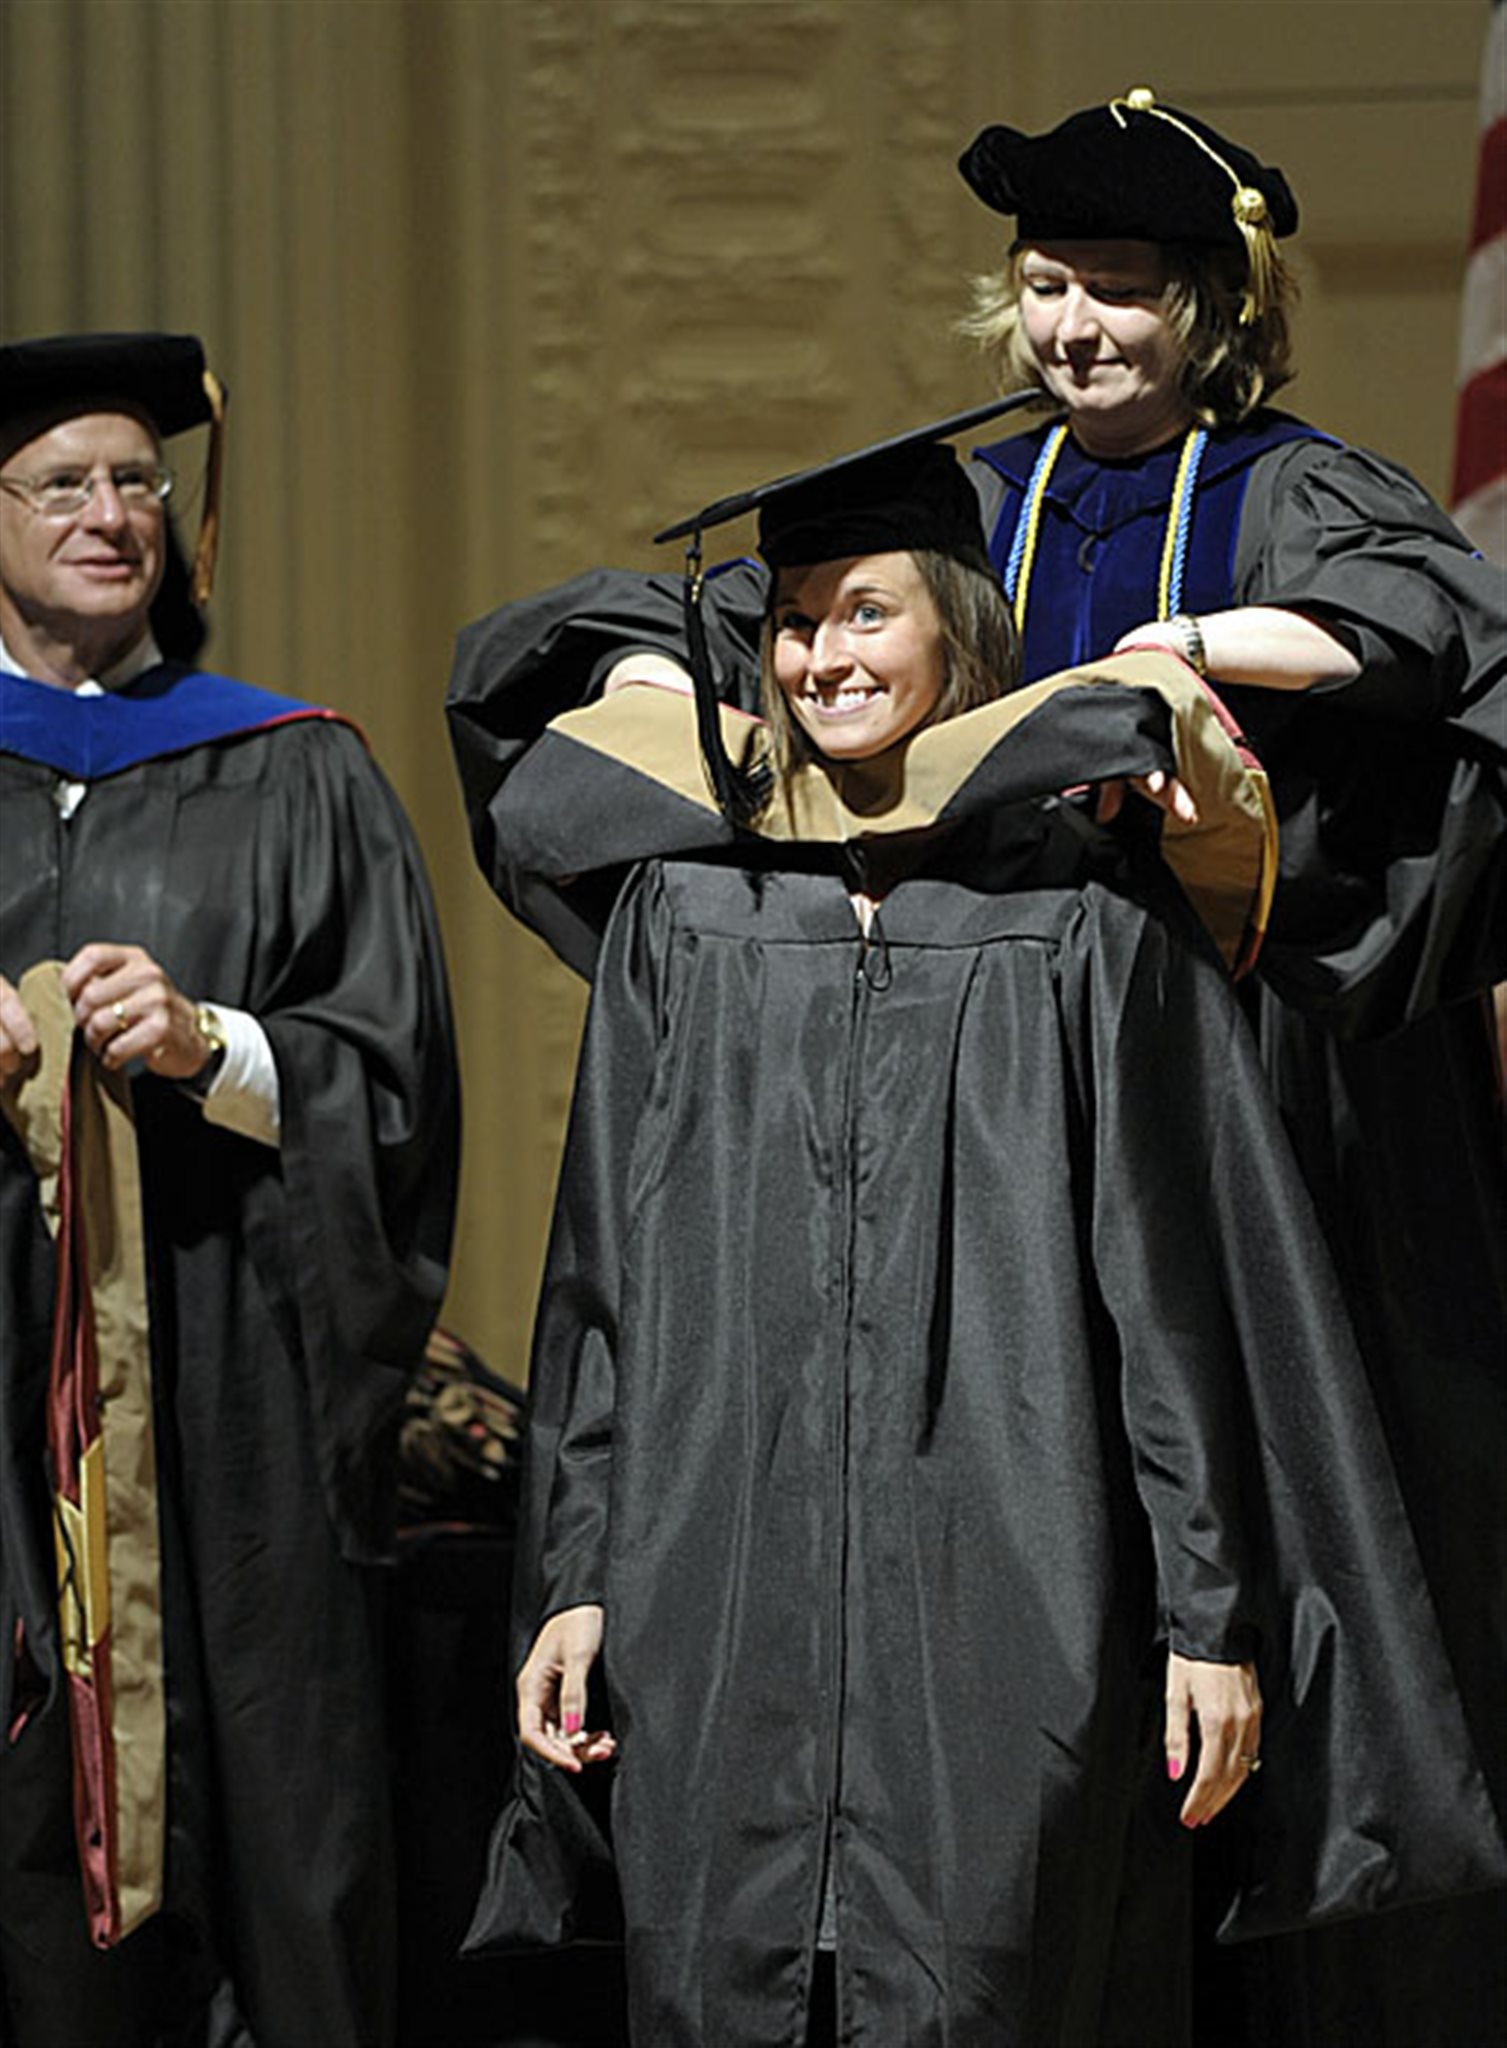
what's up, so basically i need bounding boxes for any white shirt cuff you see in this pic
[199,1005,281,1148]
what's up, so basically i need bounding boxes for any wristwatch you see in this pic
[186,1003,228,1095]
[1168,612,1209,677]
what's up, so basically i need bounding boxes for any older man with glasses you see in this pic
[0,333,459,2048]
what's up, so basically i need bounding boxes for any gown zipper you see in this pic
[812,864,886,2040]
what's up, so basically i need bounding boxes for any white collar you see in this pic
[0,629,164,691]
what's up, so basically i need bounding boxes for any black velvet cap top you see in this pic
[654,390,1041,564]
[959,89,1298,249]
[0,332,215,444]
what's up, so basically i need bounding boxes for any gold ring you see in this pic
[1239,1754,1262,1772]
[111,1001,129,1029]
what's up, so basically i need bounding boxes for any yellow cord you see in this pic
[1156,428,1204,620]
[1010,424,1069,633]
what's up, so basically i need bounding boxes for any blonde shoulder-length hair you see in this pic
[959,241,1297,427]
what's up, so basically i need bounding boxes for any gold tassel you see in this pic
[1231,185,1279,326]
[189,369,226,606]
[1107,89,1278,325]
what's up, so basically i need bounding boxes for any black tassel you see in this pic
[683,542,765,827]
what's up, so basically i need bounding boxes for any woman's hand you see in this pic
[517,1603,618,1773]
[60,942,214,1080]
[1093,768,1199,827]
[1164,1650,1262,1828]
[602,653,695,698]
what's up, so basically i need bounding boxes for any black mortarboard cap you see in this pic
[0,331,229,651]
[960,89,1296,324]
[759,438,989,569]
[655,392,1038,555]
[654,390,1041,821]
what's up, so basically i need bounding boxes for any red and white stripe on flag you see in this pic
[1452,0,1507,563]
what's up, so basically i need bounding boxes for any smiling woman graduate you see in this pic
[456,419,1504,2048]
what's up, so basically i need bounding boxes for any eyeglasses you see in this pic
[0,462,175,519]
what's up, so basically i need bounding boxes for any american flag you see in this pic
[1452,0,1507,563]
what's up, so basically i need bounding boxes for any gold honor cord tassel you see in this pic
[1109,88,1281,325]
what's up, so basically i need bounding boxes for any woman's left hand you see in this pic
[1093,768,1199,826]
[1114,606,1359,691]
[517,1604,617,1773]
[602,653,695,697]
[1164,1650,1262,1828]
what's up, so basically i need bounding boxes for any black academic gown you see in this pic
[0,672,459,2048]
[458,691,1503,2047]
[972,414,1507,2046]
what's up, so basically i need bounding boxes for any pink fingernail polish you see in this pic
[563,1712,582,1736]
[1166,1757,1184,1782]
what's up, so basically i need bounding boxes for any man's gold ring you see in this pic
[111,1001,129,1029]
[1239,1754,1263,1772]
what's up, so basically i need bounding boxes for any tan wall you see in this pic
[2,0,1489,1379]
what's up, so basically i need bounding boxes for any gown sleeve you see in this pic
[1059,883,1507,1934]
[448,563,766,929]
[1065,886,1261,1665]
[465,864,671,1955]
[1229,439,1507,1034]
[246,721,460,1560]
[1236,439,1504,732]
[523,863,671,1622]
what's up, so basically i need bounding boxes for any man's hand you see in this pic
[0,974,40,1086]
[61,942,214,1080]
